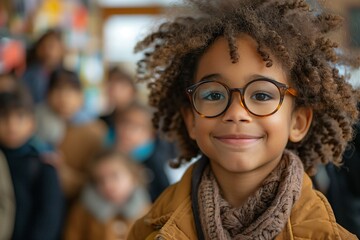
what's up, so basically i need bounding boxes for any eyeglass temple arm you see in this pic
[287,88,297,97]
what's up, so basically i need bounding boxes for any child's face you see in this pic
[0,111,35,148]
[0,75,16,93]
[37,35,64,67]
[183,35,310,175]
[93,157,135,205]
[106,78,135,111]
[116,108,154,153]
[47,86,83,120]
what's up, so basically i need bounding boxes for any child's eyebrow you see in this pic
[250,74,277,82]
[198,74,221,82]
[198,73,279,83]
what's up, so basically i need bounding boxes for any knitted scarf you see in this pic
[197,150,304,240]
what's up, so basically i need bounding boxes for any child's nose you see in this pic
[221,92,252,123]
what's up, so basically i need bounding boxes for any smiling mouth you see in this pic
[214,135,262,145]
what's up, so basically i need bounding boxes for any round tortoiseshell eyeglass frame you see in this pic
[185,78,298,118]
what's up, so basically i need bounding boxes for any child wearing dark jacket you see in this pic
[327,120,360,237]
[0,87,63,240]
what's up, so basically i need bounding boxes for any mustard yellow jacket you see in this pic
[128,161,357,240]
[65,201,140,240]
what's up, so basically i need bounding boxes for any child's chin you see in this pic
[105,195,127,206]
[4,138,26,149]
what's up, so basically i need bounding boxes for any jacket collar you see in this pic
[191,156,208,240]
[143,157,205,239]
[143,156,349,239]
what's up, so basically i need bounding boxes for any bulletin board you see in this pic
[349,7,360,48]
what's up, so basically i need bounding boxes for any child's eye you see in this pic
[200,91,225,101]
[250,92,273,101]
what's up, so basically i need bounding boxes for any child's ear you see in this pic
[181,107,196,140]
[289,107,313,143]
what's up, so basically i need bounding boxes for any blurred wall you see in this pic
[322,0,360,55]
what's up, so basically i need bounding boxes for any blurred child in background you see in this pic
[35,68,105,200]
[327,118,360,237]
[22,29,64,104]
[115,102,177,202]
[35,68,84,148]
[313,101,360,237]
[64,150,150,240]
[0,87,63,240]
[0,71,18,93]
[100,66,137,146]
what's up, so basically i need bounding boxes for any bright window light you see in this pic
[103,15,161,62]
[98,0,182,7]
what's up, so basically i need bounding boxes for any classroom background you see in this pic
[0,0,359,239]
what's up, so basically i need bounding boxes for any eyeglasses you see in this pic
[186,78,297,118]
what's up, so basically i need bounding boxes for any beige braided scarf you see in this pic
[198,150,304,240]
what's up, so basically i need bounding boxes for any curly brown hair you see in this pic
[135,0,359,174]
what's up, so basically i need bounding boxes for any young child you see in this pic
[100,66,137,130]
[22,28,64,104]
[35,68,84,147]
[128,0,359,239]
[100,66,138,147]
[0,72,18,93]
[64,150,150,240]
[35,68,106,200]
[0,87,63,240]
[115,102,177,202]
[319,101,360,237]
